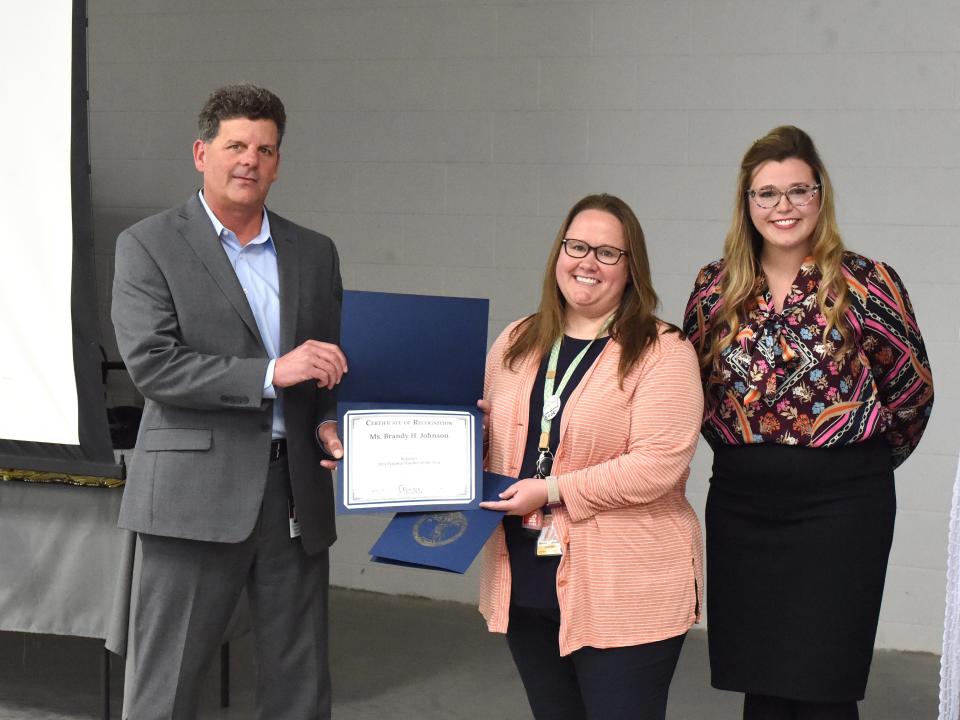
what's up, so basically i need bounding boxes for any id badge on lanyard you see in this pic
[521,425,560,556]
[536,514,563,556]
[519,319,611,557]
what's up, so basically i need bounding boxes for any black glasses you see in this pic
[562,239,628,266]
[746,183,820,210]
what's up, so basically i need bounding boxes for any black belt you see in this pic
[269,438,287,462]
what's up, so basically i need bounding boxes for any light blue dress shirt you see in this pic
[198,191,285,439]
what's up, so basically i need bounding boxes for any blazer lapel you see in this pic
[178,195,265,348]
[271,213,300,355]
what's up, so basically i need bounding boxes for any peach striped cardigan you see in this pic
[478,320,705,656]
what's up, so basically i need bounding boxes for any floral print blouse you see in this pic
[683,252,933,468]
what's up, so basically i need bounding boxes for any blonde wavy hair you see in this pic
[703,125,851,371]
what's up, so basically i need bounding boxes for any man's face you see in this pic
[193,117,280,216]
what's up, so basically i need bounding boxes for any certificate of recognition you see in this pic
[342,409,477,512]
[336,290,489,515]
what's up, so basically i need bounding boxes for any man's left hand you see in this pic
[317,422,343,470]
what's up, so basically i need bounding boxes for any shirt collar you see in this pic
[197,190,272,248]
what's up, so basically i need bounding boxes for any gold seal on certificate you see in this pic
[341,409,478,512]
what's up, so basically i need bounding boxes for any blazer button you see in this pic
[260,424,271,432]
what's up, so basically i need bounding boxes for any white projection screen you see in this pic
[0,0,120,478]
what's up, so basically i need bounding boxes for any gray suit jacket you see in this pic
[112,194,341,554]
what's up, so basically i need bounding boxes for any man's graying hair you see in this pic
[198,85,287,146]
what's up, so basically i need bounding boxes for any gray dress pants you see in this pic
[124,456,331,719]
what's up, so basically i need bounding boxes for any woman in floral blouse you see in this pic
[684,125,934,720]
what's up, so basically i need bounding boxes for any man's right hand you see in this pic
[273,340,348,390]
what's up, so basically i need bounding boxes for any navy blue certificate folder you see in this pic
[337,291,489,515]
[339,290,488,406]
[369,472,514,573]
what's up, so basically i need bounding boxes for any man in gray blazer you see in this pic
[112,85,345,719]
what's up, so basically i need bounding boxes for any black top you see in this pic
[505,334,610,609]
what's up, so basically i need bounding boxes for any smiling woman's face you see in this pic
[748,157,820,258]
[555,208,629,327]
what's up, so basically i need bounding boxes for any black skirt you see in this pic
[706,439,895,702]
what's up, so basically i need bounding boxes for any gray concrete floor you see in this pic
[0,588,940,719]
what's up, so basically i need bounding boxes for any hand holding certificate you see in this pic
[336,291,488,514]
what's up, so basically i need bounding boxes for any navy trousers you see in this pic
[506,605,685,720]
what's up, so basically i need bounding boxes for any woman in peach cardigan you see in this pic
[478,194,704,720]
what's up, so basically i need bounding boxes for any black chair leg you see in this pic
[220,642,230,708]
[101,645,111,720]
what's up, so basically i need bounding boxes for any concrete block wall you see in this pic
[88,0,959,652]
